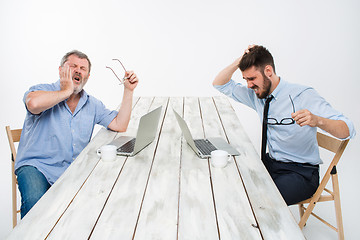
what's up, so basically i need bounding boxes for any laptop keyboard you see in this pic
[194,139,217,155]
[118,138,136,153]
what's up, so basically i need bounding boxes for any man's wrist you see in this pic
[124,87,134,95]
[233,57,241,67]
[59,88,73,100]
[315,115,324,128]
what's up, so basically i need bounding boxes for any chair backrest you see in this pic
[316,132,349,179]
[5,126,22,228]
[298,132,349,240]
[317,132,348,154]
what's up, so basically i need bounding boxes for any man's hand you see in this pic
[25,63,77,115]
[59,63,75,96]
[107,71,138,132]
[244,44,256,54]
[123,71,138,91]
[291,109,319,127]
[292,109,350,139]
[213,44,258,86]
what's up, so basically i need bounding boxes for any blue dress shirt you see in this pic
[15,81,118,185]
[214,78,355,165]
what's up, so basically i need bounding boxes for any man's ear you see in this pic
[264,65,274,78]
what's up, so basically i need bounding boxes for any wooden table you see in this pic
[7,97,305,240]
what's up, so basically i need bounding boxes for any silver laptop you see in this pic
[173,109,240,158]
[108,106,162,156]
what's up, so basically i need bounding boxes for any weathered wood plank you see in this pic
[213,96,305,240]
[133,97,183,240]
[45,98,143,239]
[199,97,262,240]
[89,97,168,239]
[177,97,219,240]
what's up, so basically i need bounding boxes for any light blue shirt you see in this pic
[15,81,118,185]
[214,79,355,165]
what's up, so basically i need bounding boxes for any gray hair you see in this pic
[60,50,92,73]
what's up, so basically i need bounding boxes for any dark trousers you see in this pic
[263,154,319,205]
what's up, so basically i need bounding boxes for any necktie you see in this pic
[261,95,274,162]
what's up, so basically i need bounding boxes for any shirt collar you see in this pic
[55,80,89,115]
[269,77,286,100]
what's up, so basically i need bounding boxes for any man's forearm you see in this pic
[26,89,72,115]
[213,58,241,86]
[108,89,133,132]
[316,117,350,139]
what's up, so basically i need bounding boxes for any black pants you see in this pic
[264,154,319,205]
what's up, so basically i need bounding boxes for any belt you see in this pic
[266,154,319,169]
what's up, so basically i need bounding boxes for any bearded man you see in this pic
[213,45,355,205]
[15,50,138,217]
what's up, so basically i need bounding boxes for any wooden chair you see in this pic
[297,132,349,240]
[5,126,22,228]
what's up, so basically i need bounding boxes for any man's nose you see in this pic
[247,81,254,89]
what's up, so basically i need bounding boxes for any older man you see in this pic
[15,50,138,217]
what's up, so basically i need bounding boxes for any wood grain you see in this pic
[6,96,304,240]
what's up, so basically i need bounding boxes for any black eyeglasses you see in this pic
[267,95,295,125]
[106,59,129,85]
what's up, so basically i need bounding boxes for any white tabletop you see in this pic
[7,96,305,240]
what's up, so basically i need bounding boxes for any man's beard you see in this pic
[256,73,272,99]
[73,75,88,95]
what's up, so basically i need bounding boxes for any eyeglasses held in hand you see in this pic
[106,59,129,85]
[267,95,295,125]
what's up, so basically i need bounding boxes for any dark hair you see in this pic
[238,45,275,73]
[60,50,91,73]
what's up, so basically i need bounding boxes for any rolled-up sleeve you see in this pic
[91,96,118,128]
[298,88,356,139]
[23,83,59,114]
[214,79,257,110]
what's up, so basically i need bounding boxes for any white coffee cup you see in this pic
[97,145,117,162]
[210,150,231,168]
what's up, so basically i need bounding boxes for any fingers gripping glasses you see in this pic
[106,59,129,85]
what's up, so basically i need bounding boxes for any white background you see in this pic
[0,0,359,239]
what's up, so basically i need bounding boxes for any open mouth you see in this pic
[73,74,81,82]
